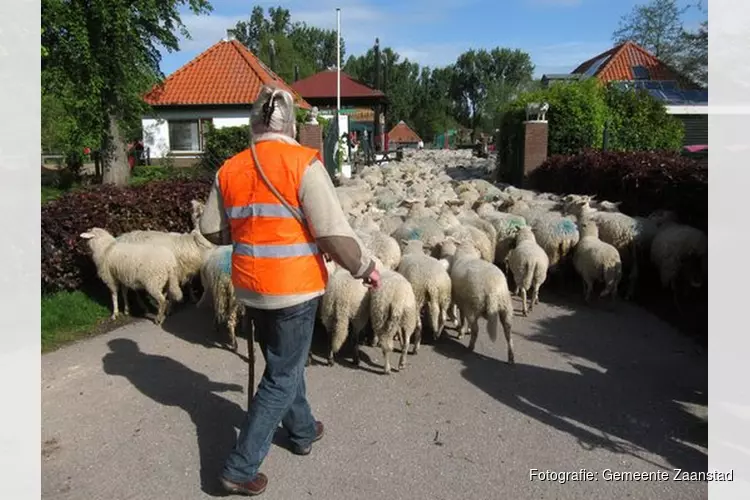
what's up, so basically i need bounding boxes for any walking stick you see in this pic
[247,316,255,410]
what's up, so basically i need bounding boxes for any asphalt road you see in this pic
[42,291,708,500]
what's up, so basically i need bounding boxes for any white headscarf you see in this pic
[250,84,298,143]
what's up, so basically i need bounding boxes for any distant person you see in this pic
[199,84,381,497]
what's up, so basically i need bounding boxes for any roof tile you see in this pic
[291,70,385,99]
[143,39,311,109]
[388,120,421,143]
[572,41,698,88]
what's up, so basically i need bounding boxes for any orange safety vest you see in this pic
[216,141,328,296]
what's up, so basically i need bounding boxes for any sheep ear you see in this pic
[80,232,94,239]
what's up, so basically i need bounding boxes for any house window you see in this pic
[168,119,213,152]
[632,65,650,80]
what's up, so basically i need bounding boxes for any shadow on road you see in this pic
[101,338,246,497]
[434,291,707,474]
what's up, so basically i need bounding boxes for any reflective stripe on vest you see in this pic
[216,141,328,296]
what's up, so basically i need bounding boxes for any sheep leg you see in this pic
[227,305,239,352]
[146,284,168,325]
[109,285,120,321]
[412,317,422,355]
[398,327,413,370]
[457,307,469,338]
[583,279,592,303]
[380,335,394,375]
[530,284,541,311]
[520,288,529,317]
[120,287,130,316]
[500,309,515,365]
[467,317,480,351]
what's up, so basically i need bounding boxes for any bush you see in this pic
[41,178,213,295]
[199,124,249,171]
[603,85,684,152]
[527,149,707,232]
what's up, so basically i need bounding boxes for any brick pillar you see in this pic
[521,120,548,184]
[298,123,323,159]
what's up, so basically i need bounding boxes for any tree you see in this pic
[42,0,213,186]
[676,20,708,87]
[612,0,689,65]
[232,6,344,82]
[450,48,534,134]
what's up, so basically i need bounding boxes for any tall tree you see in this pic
[450,48,534,132]
[676,20,708,87]
[612,0,690,65]
[42,0,213,185]
[232,6,345,82]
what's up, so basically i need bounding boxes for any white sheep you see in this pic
[396,239,452,350]
[355,228,402,270]
[116,200,214,303]
[369,267,419,374]
[572,219,623,302]
[447,241,515,364]
[649,222,708,306]
[80,227,183,325]
[507,226,550,316]
[318,260,372,367]
[196,245,244,351]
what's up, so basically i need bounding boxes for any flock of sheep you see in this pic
[78,149,708,374]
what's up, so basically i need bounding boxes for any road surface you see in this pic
[42,292,708,499]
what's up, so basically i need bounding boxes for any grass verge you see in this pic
[41,290,131,353]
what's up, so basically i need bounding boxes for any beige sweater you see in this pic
[199,133,375,310]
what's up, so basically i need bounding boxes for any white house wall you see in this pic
[141,118,170,159]
[141,107,251,158]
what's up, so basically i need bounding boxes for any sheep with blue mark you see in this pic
[196,244,244,351]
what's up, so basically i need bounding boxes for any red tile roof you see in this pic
[572,40,697,88]
[144,39,311,109]
[291,70,385,100]
[388,120,421,143]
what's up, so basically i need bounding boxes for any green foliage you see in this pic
[232,6,344,82]
[42,290,111,351]
[41,179,213,295]
[199,124,250,171]
[42,0,213,183]
[527,149,707,232]
[603,84,684,151]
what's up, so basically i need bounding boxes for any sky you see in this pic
[157,0,706,79]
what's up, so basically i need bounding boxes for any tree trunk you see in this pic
[101,113,131,186]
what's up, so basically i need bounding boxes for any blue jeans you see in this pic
[222,297,320,483]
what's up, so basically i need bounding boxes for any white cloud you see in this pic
[393,42,475,69]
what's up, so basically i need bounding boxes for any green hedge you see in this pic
[495,80,685,183]
[527,149,707,232]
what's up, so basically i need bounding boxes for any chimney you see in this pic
[294,64,300,82]
[225,29,236,41]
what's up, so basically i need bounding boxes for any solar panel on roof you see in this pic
[584,55,610,77]
[632,80,647,89]
[647,89,668,102]
[632,65,650,80]
[660,81,678,91]
[662,89,685,103]
[644,81,661,90]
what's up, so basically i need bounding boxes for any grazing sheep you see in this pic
[396,239,453,350]
[319,261,372,367]
[80,227,183,325]
[369,268,419,374]
[572,219,623,302]
[447,241,515,364]
[196,245,244,351]
[507,226,550,316]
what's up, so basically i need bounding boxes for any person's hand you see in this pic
[362,268,381,290]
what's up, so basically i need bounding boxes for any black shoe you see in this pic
[290,421,325,456]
